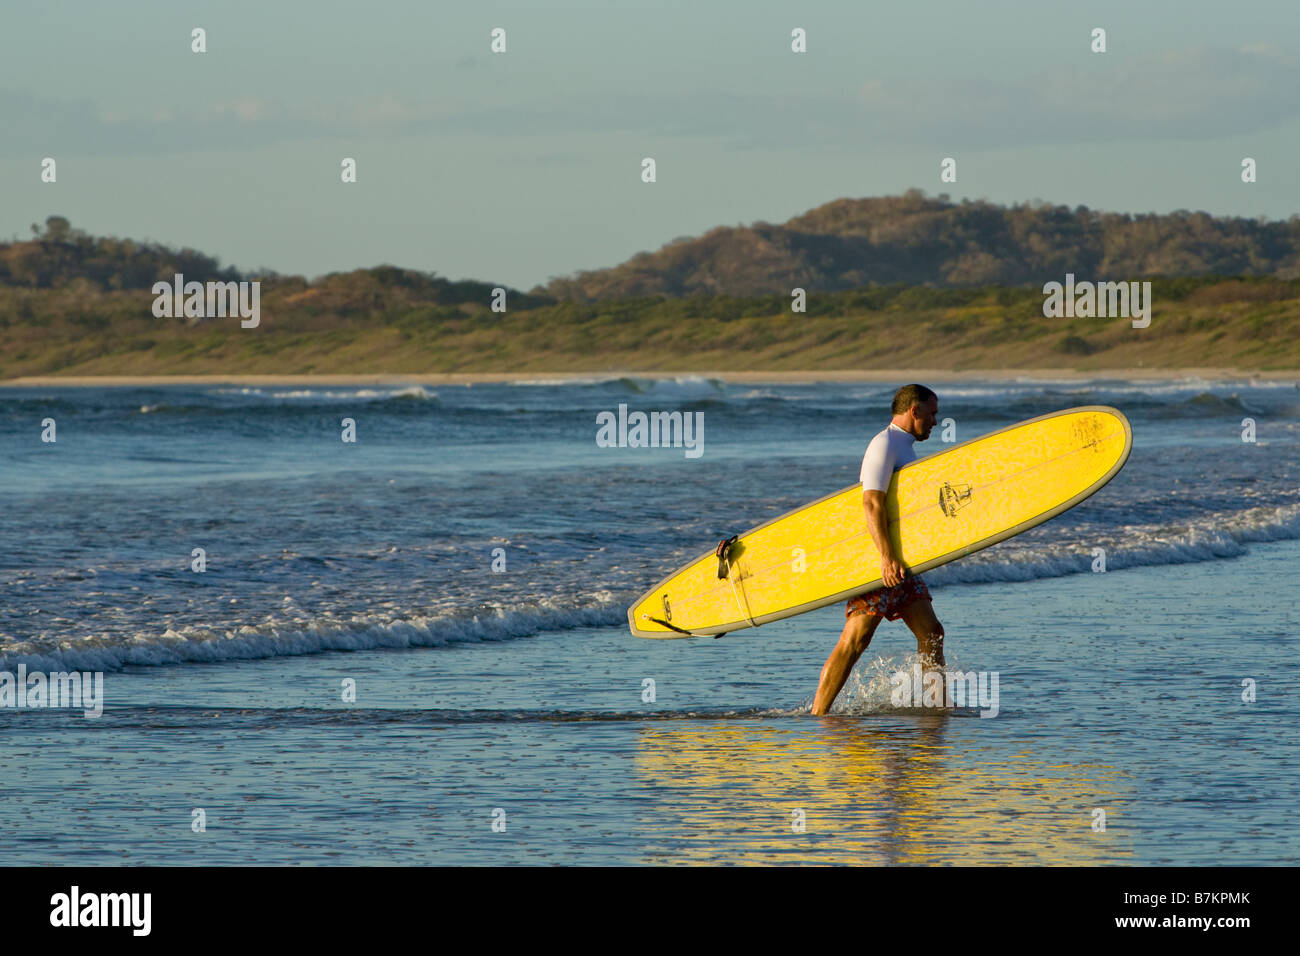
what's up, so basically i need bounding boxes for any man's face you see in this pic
[913,397,938,440]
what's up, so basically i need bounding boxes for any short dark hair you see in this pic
[891,384,937,415]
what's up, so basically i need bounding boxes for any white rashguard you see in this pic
[859,423,917,491]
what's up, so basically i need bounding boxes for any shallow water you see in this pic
[1,376,1297,863]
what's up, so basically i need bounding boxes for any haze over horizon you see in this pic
[4,0,1299,288]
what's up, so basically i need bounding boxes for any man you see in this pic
[811,384,947,715]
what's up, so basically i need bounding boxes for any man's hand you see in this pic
[863,488,906,587]
[880,554,906,588]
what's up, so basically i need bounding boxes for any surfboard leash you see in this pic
[643,614,695,636]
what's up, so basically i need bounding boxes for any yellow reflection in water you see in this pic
[632,718,1133,865]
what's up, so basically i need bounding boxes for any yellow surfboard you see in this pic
[628,405,1132,638]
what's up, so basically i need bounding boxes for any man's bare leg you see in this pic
[899,598,949,707]
[811,612,882,715]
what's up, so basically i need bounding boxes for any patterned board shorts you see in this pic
[845,575,931,622]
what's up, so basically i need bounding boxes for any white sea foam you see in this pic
[511,376,628,387]
[0,598,626,673]
[208,386,435,400]
[511,375,724,397]
[845,379,1298,402]
[924,501,1300,585]
[5,504,1296,674]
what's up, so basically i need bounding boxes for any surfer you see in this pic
[811,384,948,714]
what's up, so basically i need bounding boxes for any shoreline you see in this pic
[0,367,1297,388]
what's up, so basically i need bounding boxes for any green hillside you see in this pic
[3,276,1296,377]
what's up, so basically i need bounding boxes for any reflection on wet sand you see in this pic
[633,718,1132,864]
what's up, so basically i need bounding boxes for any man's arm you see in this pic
[863,489,906,587]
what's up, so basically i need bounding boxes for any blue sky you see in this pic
[3,0,1298,289]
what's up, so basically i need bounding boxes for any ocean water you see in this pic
[1,375,1297,865]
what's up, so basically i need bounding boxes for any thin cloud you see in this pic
[2,45,1296,157]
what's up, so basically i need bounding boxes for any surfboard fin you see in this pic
[715,535,739,578]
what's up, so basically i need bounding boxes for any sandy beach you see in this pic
[2,367,1296,387]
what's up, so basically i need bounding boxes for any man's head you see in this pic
[890,384,938,441]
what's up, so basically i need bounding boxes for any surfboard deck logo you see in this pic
[938,481,972,517]
[628,405,1133,639]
